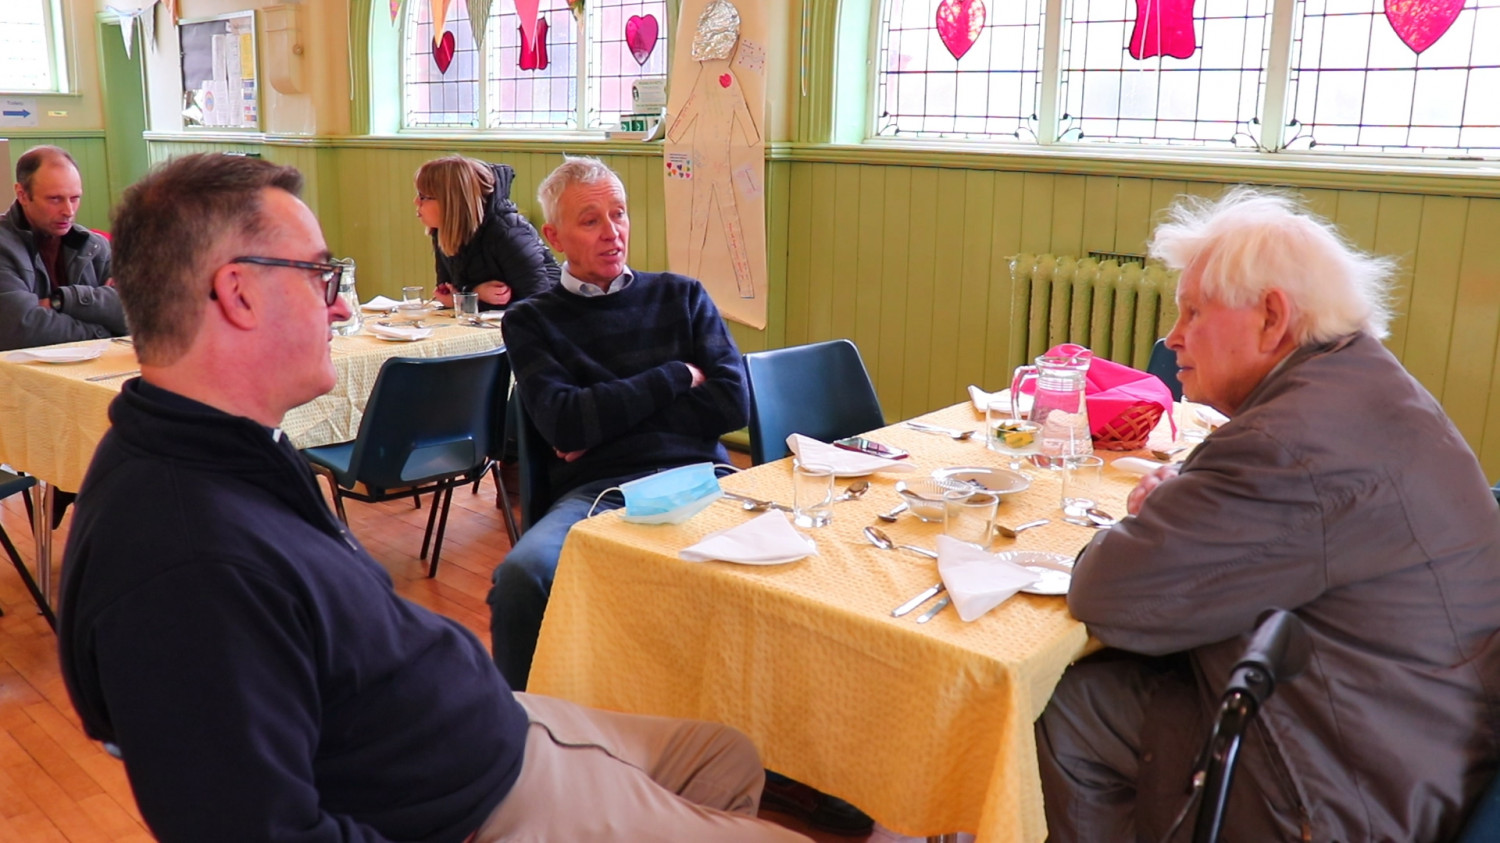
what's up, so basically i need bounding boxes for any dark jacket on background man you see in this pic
[432,163,560,309]
[59,379,528,842]
[0,199,126,349]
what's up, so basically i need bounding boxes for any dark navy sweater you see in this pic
[503,269,749,495]
[59,379,527,842]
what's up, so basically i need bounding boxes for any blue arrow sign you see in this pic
[2,109,31,118]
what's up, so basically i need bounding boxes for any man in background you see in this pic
[0,145,125,349]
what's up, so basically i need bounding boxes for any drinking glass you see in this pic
[987,401,1041,470]
[792,461,835,528]
[944,490,998,549]
[1061,455,1106,520]
[400,285,425,311]
[454,291,480,325]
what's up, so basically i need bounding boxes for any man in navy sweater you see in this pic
[491,156,749,690]
[58,153,804,842]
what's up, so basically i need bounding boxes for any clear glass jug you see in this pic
[331,258,363,337]
[1011,351,1093,458]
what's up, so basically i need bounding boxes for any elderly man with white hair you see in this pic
[1037,188,1500,842]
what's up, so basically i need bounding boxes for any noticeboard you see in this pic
[179,12,259,129]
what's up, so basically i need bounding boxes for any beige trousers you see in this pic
[473,693,811,842]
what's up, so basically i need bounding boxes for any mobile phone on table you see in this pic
[832,436,909,460]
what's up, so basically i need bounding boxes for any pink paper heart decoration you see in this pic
[625,14,659,66]
[433,30,456,74]
[1384,0,1464,54]
[514,0,541,53]
[936,0,986,61]
[719,73,732,88]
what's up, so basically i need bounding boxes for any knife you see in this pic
[891,583,946,617]
[916,596,951,623]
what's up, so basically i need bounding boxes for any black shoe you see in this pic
[760,773,875,837]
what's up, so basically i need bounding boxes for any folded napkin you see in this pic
[1111,456,1167,476]
[969,385,1032,417]
[478,310,505,322]
[679,510,817,565]
[786,433,916,476]
[361,295,401,312]
[1195,405,1229,429]
[6,345,106,363]
[936,535,1043,622]
[366,323,433,341]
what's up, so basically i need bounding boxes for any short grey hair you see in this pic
[1150,187,1397,343]
[537,156,625,225]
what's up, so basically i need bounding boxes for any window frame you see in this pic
[398,0,675,136]
[0,0,70,96]
[861,0,1500,163]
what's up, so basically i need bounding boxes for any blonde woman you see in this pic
[414,156,559,310]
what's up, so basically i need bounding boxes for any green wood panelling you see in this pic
[140,136,1500,475]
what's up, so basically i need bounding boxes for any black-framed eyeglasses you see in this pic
[225,256,348,306]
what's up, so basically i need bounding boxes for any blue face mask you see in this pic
[615,462,723,525]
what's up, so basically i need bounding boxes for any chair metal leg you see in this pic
[419,484,443,560]
[493,462,519,546]
[0,524,55,630]
[313,468,349,524]
[426,484,456,578]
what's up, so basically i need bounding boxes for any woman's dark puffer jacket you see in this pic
[432,163,560,310]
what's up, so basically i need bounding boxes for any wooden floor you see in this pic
[0,470,966,842]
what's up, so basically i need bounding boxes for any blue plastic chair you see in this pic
[0,468,54,629]
[470,358,520,545]
[303,347,507,577]
[514,400,555,532]
[1458,773,1500,842]
[743,339,886,466]
[1148,338,1184,402]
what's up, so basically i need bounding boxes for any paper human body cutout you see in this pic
[667,1,761,299]
[1129,0,1197,60]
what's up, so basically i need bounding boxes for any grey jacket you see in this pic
[1071,332,1500,841]
[0,200,126,350]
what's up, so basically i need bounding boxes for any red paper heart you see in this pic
[719,73,732,88]
[433,30,456,74]
[1384,0,1464,54]
[625,14,659,66]
[936,0,987,61]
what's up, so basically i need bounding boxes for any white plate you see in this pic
[932,466,1031,495]
[6,346,106,364]
[715,552,810,566]
[372,333,430,342]
[993,550,1074,595]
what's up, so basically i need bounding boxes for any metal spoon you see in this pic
[995,518,1049,538]
[720,491,791,513]
[1086,507,1118,527]
[862,526,939,559]
[876,502,909,523]
[834,480,871,502]
[905,421,977,440]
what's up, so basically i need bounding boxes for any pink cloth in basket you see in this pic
[1044,343,1177,444]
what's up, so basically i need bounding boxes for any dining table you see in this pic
[527,400,1198,843]
[0,310,505,608]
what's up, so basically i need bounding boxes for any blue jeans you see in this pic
[487,477,628,690]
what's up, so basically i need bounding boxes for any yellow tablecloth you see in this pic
[529,403,1179,842]
[0,318,504,491]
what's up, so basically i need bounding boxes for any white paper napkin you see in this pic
[361,295,401,312]
[679,510,817,565]
[968,385,1032,417]
[1111,456,1167,476]
[478,310,505,322]
[785,434,916,476]
[6,345,106,363]
[366,323,433,341]
[936,535,1043,622]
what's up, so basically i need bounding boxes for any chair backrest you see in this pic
[346,347,506,492]
[1147,338,1184,402]
[514,400,555,530]
[485,345,515,461]
[744,339,886,465]
[1457,770,1500,842]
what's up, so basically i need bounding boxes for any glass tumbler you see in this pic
[792,461,835,528]
[400,285,425,311]
[1061,455,1106,520]
[944,490,999,549]
[454,291,480,324]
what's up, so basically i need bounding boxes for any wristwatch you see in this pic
[50,289,64,310]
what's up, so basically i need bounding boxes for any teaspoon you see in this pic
[995,518,1049,538]
[876,502,909,523]
[862,526,939,559]
[905,421,978,440]
[834,480,871,502]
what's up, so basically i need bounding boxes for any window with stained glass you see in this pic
[870,0,1500,157]
[403,0,670,132]
[0,0,68,94]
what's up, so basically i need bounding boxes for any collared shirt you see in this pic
[559,263,634,297]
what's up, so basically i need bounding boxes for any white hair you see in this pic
[1149,187,1397,343]
[536,156,625,225]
